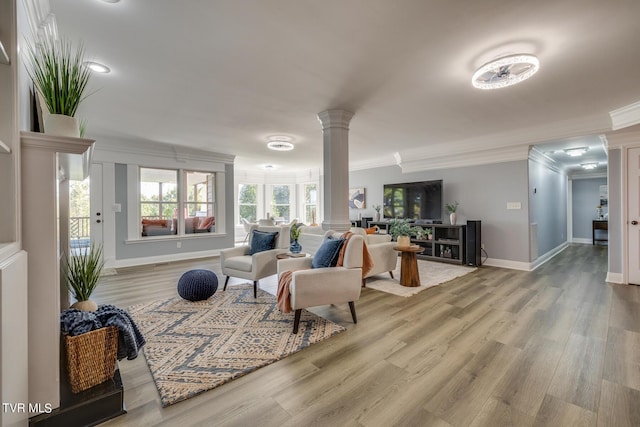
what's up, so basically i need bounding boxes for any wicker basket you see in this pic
[63,326,118,393]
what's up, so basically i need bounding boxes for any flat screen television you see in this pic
[383,179,443,221]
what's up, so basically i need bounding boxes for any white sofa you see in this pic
[296,226,398,285]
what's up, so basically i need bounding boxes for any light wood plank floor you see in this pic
[96,244,640,426]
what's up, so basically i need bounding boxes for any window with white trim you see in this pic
[139,167,219,238]
[270,184,292,221]
[238,183,258,223]
[302,183,318,225]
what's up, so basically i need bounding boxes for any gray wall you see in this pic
[572,177,607,240]
[114,163,235,260]
[608,149,622,274]
[349,161,530,263]
[528,159,568,259]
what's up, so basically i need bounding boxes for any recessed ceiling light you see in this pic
[263,164,275,170]
[472,54,540,90]
[84,61,111,73]
[565,147,589,157]
[581,163,598,170]
[267,135,294,151]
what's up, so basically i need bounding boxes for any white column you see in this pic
[317,109,354,232]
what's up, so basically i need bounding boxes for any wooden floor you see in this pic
[96,244,640,427]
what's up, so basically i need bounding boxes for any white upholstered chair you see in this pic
[240,218,255,243]
[277,231,364,333]
[349,227,398,286]
[221,225,290,297]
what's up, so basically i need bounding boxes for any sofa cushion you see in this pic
[249,230,279,255]
[312,237,345,269]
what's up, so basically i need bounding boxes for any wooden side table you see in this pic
[393,245,424,287]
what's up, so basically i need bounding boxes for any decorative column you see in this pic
[317,109,354,232]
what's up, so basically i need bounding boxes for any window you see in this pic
[140,168,178,236]
[270,185,291,221]
[302,183,318,225]
[238,184,258,223]
[184,171,216,234]
[138,168,220,238]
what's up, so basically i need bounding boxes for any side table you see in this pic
[393,245,424,287]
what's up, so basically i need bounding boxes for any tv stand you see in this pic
[368,222,467,265]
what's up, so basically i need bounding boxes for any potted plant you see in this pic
[389,218,413,247]
[64,243,104,311]
[24,36,94,138]
[373,204,382,221]
[290,223,302,253]
[412,225,432,241]
[446,201,459,225]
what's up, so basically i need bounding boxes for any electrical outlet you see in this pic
[177,241,182,249]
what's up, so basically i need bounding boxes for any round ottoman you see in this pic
[177,269,218,301]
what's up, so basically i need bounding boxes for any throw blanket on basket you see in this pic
[60,304,146,360]
[277,232,374,313]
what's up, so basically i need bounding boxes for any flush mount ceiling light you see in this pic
[263,164,276,170]
[84,61,111,73]
[565,147,589,157]
[581,162,598,170]
[472,54,540,90]
[267,135,294,151]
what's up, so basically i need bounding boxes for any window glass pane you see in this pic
[238,184,258,223]
[184,171,215,234]
[303,184,317,224]
[140,168,178,237]
[272,185,289,204]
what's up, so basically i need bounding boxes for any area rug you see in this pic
[127,284,345,407]
[365,259,477,297]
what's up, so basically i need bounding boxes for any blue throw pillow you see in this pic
[249,230,279,255]
[312,238,345,269]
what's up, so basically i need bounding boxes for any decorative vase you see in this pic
[44,114,80,138]
[397,235,411,247]
[450,213,457,225]
[374,212,380,222]
[71,299,98,312]
[290,239,302,254]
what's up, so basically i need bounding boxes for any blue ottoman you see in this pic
[177,269,218,301]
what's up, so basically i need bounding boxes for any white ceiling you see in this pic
[46,0,640,173]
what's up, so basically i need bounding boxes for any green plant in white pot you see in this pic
[389,218,413,247]
[64,243,104,312]
[446,201,459,225]
[24,36,94,138]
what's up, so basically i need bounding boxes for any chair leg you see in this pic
[362,278,366,288]
[253,281,258,298]
[389,271,394,279]
[293,309,302,334]
[348,301,357,324]
[223,276,230,291]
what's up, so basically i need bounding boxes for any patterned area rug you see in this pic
[128,284,345,407]
[366,259,477,297]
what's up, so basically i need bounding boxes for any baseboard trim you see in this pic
[107,249,222,269]
[606,272,624,284]
[530,242,569,271]
[572,238,592,244]
[483,258,532,271]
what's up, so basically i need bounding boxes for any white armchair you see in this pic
[277,232,364,333]
[221,225,290,297]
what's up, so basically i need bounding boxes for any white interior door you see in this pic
[627,147,640,284]
[90,163,104,246]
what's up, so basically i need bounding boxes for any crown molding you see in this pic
[610,100,640,131]
[398,144,530,173]
[569,171,607,180]
[605,127,640,149]
[529,147,563,174]
[349,154,398,171]
[92,136,234,168]
[23,0,57,42]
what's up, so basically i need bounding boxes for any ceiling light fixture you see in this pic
[581,162,598,170]
[267,135,294,151]
[472,54,540,90]
[84,61,111,73]
[565,147,589,157]
[263,164,275,170]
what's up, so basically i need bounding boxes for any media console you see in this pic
[369,221,481,266]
